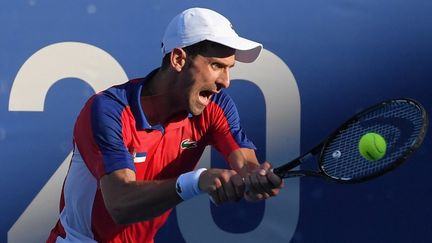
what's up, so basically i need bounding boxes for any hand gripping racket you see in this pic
[273,98,428,183]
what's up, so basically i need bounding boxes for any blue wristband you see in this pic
[175,168,207,201]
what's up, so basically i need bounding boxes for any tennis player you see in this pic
[47,7,282,243]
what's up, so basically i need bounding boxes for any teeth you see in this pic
[199,93,210,105]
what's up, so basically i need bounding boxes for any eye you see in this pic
[211,62,224,70]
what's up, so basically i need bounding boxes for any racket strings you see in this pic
[320,101,425,181]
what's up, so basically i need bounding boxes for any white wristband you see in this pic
[175,168,207,201]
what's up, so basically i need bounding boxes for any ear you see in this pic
[170,48,187,72]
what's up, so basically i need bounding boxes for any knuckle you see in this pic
[212,178,222,188]
[221,173,230,183]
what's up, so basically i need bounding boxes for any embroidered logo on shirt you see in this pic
[180,139,197,149]
[133,152,147,163]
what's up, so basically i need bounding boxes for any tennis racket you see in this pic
[273,98,428,183]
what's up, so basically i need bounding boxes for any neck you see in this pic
[140,69,184,125]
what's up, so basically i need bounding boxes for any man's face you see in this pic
[178,47,236,115]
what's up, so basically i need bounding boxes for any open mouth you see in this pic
[198,90,214,106]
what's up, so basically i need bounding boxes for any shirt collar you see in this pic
[130,68,158,130]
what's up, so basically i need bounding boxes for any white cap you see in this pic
[161,8,262,63]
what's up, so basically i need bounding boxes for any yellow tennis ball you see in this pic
[358,132,387,161]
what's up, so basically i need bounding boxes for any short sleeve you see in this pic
[73,93,135,179]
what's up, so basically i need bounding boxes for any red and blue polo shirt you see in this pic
[47,69,256,243]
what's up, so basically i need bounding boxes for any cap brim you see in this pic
[207,36,263,63]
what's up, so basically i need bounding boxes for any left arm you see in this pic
[227,148,283,202]
[208,91,282,203]
[227,148,260,177]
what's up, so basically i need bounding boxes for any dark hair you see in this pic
[160,40,233,70]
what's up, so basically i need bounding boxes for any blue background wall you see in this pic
[1,0,431,242]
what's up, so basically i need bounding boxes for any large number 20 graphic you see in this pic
[7,42,300,243]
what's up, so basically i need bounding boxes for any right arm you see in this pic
[100,168,181,224]
[100,167,244,224]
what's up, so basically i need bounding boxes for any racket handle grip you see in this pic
[272,168,313,179]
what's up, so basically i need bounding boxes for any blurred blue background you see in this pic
[1,0,431,242]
